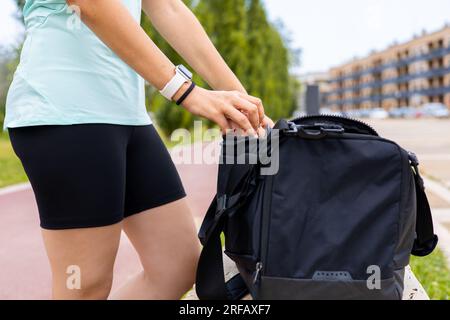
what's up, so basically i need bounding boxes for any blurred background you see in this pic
[0,0,449,299]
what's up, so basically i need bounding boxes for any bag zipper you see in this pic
[254,174,275,285]
[253,262,263,284]
[290,114,379,136]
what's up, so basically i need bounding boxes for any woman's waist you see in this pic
[20,27,135,80]
[8,70,146,118]
[15,64,144,100]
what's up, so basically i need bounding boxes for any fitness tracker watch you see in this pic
[160,65,193,100]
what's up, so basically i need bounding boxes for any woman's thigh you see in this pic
[42,223,122,299]
[9,124,131,229]
[123,125,186,217]
[123,198,200,295]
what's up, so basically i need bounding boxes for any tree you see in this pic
[0,49,20,130]
[0,57,9,129]
[245,0,298,120]
[246,0,269,99]
[195,0,248,83]
[0,0,23,129]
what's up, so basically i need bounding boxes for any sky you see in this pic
[1,0,450,73]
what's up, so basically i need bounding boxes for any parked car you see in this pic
[389,107,405,118]
[358,109,372,118]
[350,109,363,118]
[398,107,417,118]
[422,103,450,118]
[410,107,425,118]
[345,109,369,118]
[319,108,343,116]
[389,106,415,118]
[369,108,389,119]
[292,110,307,119]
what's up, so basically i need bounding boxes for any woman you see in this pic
[5,0,273,299]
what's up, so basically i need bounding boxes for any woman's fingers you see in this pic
[262,115,275,128]
[223,105,257,136]
[211,113,231,134]
[231,94,260,130]
[239,93,265,124]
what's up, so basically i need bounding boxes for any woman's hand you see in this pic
[179,85,266,136]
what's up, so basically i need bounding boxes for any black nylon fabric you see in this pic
[196,116,437,300]
[266,136,403,280]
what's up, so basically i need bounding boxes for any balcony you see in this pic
[324,66,450,95]
[329,46,450,83]
[324,86,450,106]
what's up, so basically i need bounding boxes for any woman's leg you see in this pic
[8,125,134,299]
[42,223,122,300]
[111,199,200,300]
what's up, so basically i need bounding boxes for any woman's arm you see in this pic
[66,0,261,134]
[142,0,244,93]
[142,0,273,128]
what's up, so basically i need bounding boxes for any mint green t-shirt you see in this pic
[4,0,152,130]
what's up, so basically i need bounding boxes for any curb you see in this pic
[423,177,450,266]
[434,221,450,267]
[0,182,31,197]
[424,177,450,201]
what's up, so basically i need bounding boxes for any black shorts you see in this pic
[9,124,186,230]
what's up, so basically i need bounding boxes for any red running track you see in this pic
[0,143,219,299]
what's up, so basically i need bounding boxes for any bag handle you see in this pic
[409,152,438,256]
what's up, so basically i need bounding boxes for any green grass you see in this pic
[156,121,218,149]
[410,248,450,300]
[0,133,28,188]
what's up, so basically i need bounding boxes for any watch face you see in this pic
[177,65,193,80]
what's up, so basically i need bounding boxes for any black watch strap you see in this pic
[176,82,196,106]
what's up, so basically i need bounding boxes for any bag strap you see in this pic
[196,173,256,300]
[195,198,229,300]
[196,191,252,299]
[196,120,292,300]
[409,152,438,257]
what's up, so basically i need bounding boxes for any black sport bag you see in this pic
[195,115,438,300]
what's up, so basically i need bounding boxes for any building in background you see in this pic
[323,25,450,112]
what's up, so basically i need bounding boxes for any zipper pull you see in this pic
[253,262,263,284]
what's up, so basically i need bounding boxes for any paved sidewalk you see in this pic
[368,119,450,264]
[424,178,450,267]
